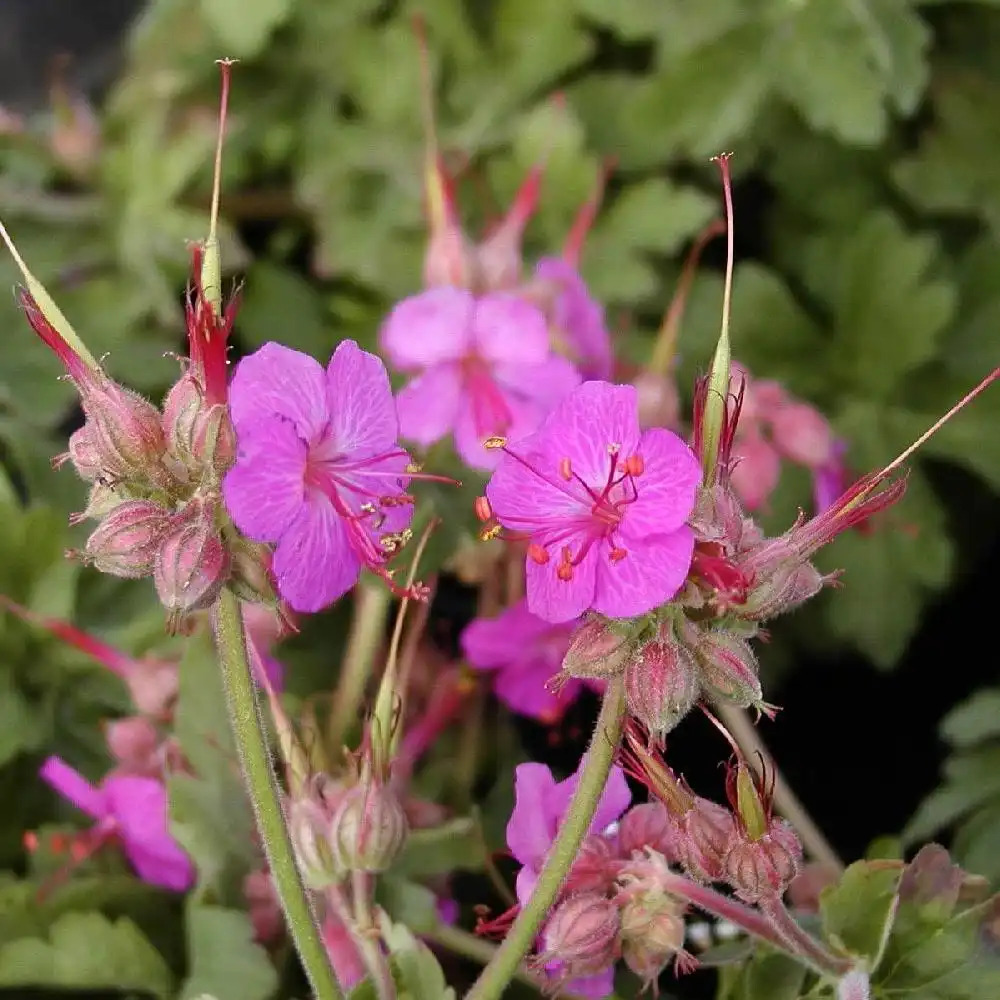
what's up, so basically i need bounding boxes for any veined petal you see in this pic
[272,495,360,612]
[494,660,576,721]
[223,416,307,542]
[229,342,328,442]
[593,527,694,618]
[507,763,559,867]
[324,340,398,456]
[525,539,598,624]
[379,287,474,369]
[461,600,552,668]
[621,427,701,537]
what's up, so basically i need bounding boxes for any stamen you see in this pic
[624,453,644,477]
[474,496,492,522]
[609,547,627,562]
[479,522,502,541]
[557,547,574,581]
[558,457,573,480]
[484,435,507,449]
[380,529,413,553]
[528,543,550,565]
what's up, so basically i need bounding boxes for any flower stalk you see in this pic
[214,591,343,1000]
[464,675,626,1000]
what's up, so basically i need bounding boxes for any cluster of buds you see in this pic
[623,725,803,908]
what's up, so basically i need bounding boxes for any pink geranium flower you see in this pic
[485,382,701,623]
[223,340,414,613]
[507,761,631,906]
[461,600,580,721]
[379,287,580,469]
[40,755,193,891]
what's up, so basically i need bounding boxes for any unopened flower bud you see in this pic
[60,425,102,481]
[84,499,172,578]
[289,798,340,888]
[538,892,621,980]
[619,891,686,988]
[162,372,235,479]
[739,561,825,621]
[154,499,230,620]
[562,616,634,680]
[624,633,699,739]
[227,537,277,605]
[105,715,160,774]
[330,783,408,873]
[676,797,736,882]
[692,629,762,710]
[617,803,678,861]
[84,381,169,485]
[723,820,802,903]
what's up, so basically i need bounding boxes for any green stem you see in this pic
[464,676,627,1000]
[759,896,852,976]
[214,591,343,1000]
[351,870,396,1000]
[328,582,391,751]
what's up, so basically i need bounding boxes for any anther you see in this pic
[479,522,502,541]
[609,547,628,562]
[558,457,573,480]
[624,454,644,476]
[474,496,493,522]
[484,436,508,449]
[528,543,550,565]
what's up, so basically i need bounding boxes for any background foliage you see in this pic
[1,1,999,998]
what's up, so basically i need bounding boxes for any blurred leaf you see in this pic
[394,817,482,879]
[716,947,807,1000]
[941,688,1000,747]
[200,0,293,58]
[240,261,331,356]
[382,917,457,1000]
[179,901,278,1000]
[0,911,173,998]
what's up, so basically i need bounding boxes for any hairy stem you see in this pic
[759,896,852,976]
[213,591,342,999]
[464,676,626,1000]
[328,582,391,751]
[717,703,843,874]
[351,871,396,1000]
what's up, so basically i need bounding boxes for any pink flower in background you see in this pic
[461,600,579,721]
[380,287,580,469]
[534,257,612,380]
[322,910,366,991]
[506,760,630,905]
[812,439,850,513]
[485,382,700,623]
[223,340,414,613]
[40,755,193,891]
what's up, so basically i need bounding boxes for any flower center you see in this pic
[459,354,513,438]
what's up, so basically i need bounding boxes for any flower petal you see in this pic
[591,765,631,833]
[223,416,307,542]
[104,775,194,891]
[229,342,328,441]
[507,763,559,867]
[472,293,550,365]
[494,659,577,721]
[272,495,360,612]
[525,539,598,624]
[324,340,399,456]
[621,427,701,537]
[461,600,551,668]
[593,527,694,618]
[395,365,461,447]
[39,756,107,819]
[379,287,474,369]
[493,355,581,409]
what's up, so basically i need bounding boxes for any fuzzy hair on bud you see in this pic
[617,802,678,862]
[692,628,763,710]
[329,782,409,874]
[84,500,172,578]
[289,796,341,889]
[561,616,634,681]
[723,820,802,903]
[537,892,621,981]
[624,631,700,739]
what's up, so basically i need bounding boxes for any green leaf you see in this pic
[820,860,902,967]
[382,918,456,1000]
[0,911,173,998]
[200,0,293,58]
[941,689,1000,747]
[180,902,278,1000]
[716,946,807,1000]
[770,1,929,143]
[895,70,1000,238]
[813,212,955,399]
[394,817,482,878]
[241,261,332,357]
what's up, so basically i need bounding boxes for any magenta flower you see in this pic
[379,287,580,469]
[812,439,849,513]
[507,760,630,905]
[485,382,701,623]
[461,600,580,721]
[40,755,193,891]
[223,340,414,613]
[534,257,612,380]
